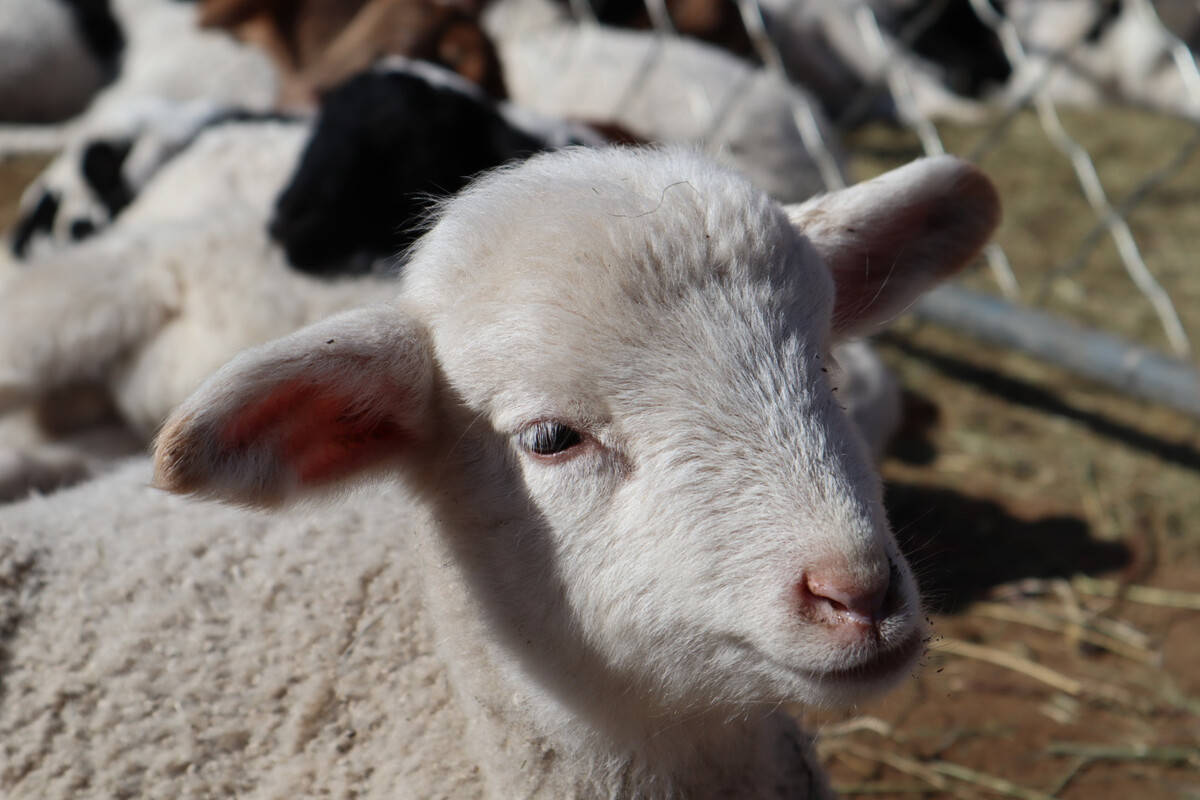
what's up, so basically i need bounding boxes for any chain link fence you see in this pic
[561,0,1200,417]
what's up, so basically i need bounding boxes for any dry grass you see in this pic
[820,107,1200,800]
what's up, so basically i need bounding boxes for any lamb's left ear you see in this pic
[153,305,434,507]
[786,155,1001,340]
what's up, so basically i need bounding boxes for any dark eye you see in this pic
[518,421,584,456]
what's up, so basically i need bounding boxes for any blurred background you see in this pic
[1,0,1198,797]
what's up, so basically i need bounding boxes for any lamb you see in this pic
[3,0,280,257]
[0,146,999,796]
[8,100,291,259]
[997,0,1200,121]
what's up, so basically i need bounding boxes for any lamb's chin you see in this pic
[798,627,928,706]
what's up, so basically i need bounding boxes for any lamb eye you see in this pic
[519,421,584,456]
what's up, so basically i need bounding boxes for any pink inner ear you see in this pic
[220,378,410,486]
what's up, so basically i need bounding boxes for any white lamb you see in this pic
[0,146,999,797]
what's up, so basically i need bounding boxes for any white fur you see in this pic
[0,0,112,123]
[12,99,279,259]
[485,0,845,202]
[0,0,277,160]
[3,0,279,257]
[10,54,606,260]
[1000,0,1200,120]
[1,148,999,796]
[0,120,394,495]
[0,0,276,146]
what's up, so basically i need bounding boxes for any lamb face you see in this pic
[403,150,919,714]
[156,147,999,740]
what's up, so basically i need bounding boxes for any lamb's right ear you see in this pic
[153,305,434,507]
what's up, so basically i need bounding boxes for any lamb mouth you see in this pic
[817,628,925,683]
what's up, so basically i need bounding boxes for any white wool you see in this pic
[0,458,484,799]
[0,121,392,441]
[0,0,111,123]
[485,0,844,202]
[0,0,277,155]
[756,0,997,124]
[100,0,277,115]
[0,148,1000,796]
[1000,0,1200,120]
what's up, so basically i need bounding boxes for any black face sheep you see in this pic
[268,59,601,272]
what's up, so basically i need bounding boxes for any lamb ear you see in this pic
[786,155,1001,340]
[153,305,434,507]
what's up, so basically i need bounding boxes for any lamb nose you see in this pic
[799,572,890,628]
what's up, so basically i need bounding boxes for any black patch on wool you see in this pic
[269,70,549,274]
[81,138,135,219]
[57,0,125,75]
[1084,0,1124,43]
[10,193,61,259]
[70,218,97,241]
[899,0,1012,99]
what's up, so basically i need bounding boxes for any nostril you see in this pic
[800,572,890,628]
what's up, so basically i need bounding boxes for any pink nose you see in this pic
[798,571,890,629]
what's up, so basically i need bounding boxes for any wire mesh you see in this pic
[561,0,1200,414]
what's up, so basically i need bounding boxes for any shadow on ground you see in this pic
[881,334,1200,473]
[885,481,1131,614]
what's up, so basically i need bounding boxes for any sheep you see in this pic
[10,57,602,262]
[0,0,124,124]
[3,57,607,265]
[8,100,293,260]
[268,57,604,271]
[998,0,1200,121]
[0,0,276,146]
[0,83,607,495]
[0,118,398,499]
[0,119,394,433]
[483,0,845,202]
[197,0,508,107]
[3,0,281,257]
[1,146,998,796]
[753,0,1006,125]
[766,0,1200,124]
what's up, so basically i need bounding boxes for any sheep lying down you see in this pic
[0,147,999,798]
